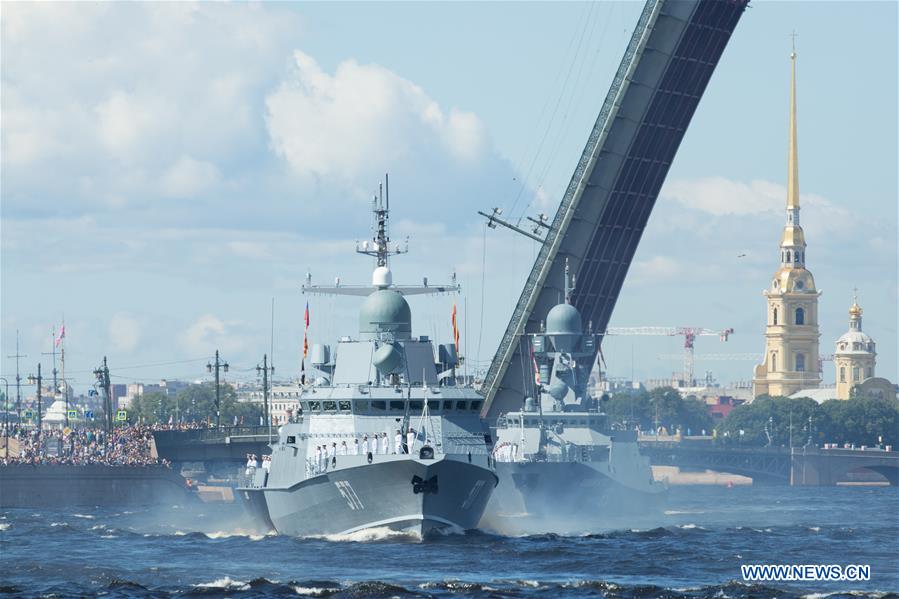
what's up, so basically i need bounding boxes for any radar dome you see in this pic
[372,266,393,288]
[546,303,582,353]
[359,289,411,340]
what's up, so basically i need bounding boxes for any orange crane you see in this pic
[604,327,734,386]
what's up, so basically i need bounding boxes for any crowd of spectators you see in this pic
[0,424,177,467]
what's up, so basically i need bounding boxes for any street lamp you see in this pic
[0,377,9,459]
[206,350,229,427]
[26,364,43,454]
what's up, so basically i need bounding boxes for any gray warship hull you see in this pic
[487,461,666,523]
[242,455,496,537]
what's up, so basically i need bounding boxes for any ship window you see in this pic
[470,401,482,411]
[455,401,468,411]
[286,436,296,444]
[389,401,404,411]
[353,400,368,413]
[338,401,351,412]
[409,400,423,411]
[428,400,440,412]
[323,401,337,412]
[580,420,587,425]
[372,400,386,411]
[795,307,805,325]
[308,401,321,411]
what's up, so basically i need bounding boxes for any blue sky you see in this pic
[2,1,896,393]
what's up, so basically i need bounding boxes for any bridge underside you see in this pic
[483,0,749,418]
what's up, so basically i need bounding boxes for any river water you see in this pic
[1,485,896,598]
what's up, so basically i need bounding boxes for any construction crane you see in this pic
[605,327,735,387]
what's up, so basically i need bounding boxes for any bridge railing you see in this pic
[153,426,272,445]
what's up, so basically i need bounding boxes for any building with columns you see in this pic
[752,47,822,398]
[834,298,877,399]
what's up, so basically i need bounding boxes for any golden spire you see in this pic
[787,33,799,209]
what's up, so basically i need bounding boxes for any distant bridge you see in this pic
[640,441,899,486]
[153,427,272,477]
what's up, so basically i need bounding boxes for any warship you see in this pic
[485,261,665,527]
[238,178,497,538]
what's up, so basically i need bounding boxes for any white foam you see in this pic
[664,509,706,515]
[0,523,10,531]
[677,523,706,530]
[194,576,250,591]
[293,586,338,596]
[808,526,821,532]
[309,525,419,543]
[100,534,118,539]
[73,513,95,519]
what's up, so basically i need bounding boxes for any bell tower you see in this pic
[752,42,822,398]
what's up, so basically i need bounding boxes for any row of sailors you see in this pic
[309,429,419,474]
[245,454,271,476]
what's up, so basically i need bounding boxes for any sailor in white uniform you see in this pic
[314,446,323,473]
[380,432,389,455]
[394,430,402,455]
[339,441,348,455]
[329,442,337,459]
[361,435,370,455]
[406,428,416,453]
[352,438,360,455]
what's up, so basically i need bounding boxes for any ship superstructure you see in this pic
[239,178,497,538]
[485,261,665,528]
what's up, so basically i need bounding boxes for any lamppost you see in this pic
[26,364,43,454]
[1,377,9,459]
[257,354,274,441]
[206,351,229,427]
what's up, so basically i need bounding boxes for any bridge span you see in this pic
[640,440,899,486]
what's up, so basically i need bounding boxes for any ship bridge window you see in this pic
[323,401,337,412]
[455,401,468,411]
[354,400,369,413]
[470,401,482,411]
[372,400,386,411]
[409,400,423,411]
[338,401,351,412]
[308,401,321,412]
[428,400,440,412]
[389,400,404,411]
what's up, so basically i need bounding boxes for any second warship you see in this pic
[238,179,497,538]
[484,262,666,528]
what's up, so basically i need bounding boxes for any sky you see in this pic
[1,1,896,395]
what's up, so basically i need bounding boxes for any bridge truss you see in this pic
[482,0,750,417]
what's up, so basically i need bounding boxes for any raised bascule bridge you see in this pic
[481,0,751,418]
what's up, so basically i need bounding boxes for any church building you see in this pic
[752,46,822,398]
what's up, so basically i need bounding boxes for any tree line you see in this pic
[603,387,898,448]
[128,382,263,425]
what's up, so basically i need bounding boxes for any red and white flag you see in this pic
[54,325,66,347]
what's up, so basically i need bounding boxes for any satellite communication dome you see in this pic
[359,289,411,339]
[372,266,393,288]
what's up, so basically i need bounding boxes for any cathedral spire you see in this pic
[787,34,799,210]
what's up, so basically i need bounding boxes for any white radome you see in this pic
[372,266,393,288]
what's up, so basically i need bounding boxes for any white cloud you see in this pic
[160,155,222,199]
[227,241,271,260]
[179,314,246,355]
[265,51,488,183]
[108,313,141,353]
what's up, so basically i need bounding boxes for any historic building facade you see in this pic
[752,48,822,398]
[834,299,877,400]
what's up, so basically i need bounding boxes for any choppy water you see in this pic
[1,486,897,598]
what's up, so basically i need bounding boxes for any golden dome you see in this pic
[771,266,816,294]
[849,302,862,317]
[780,225,806,248]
